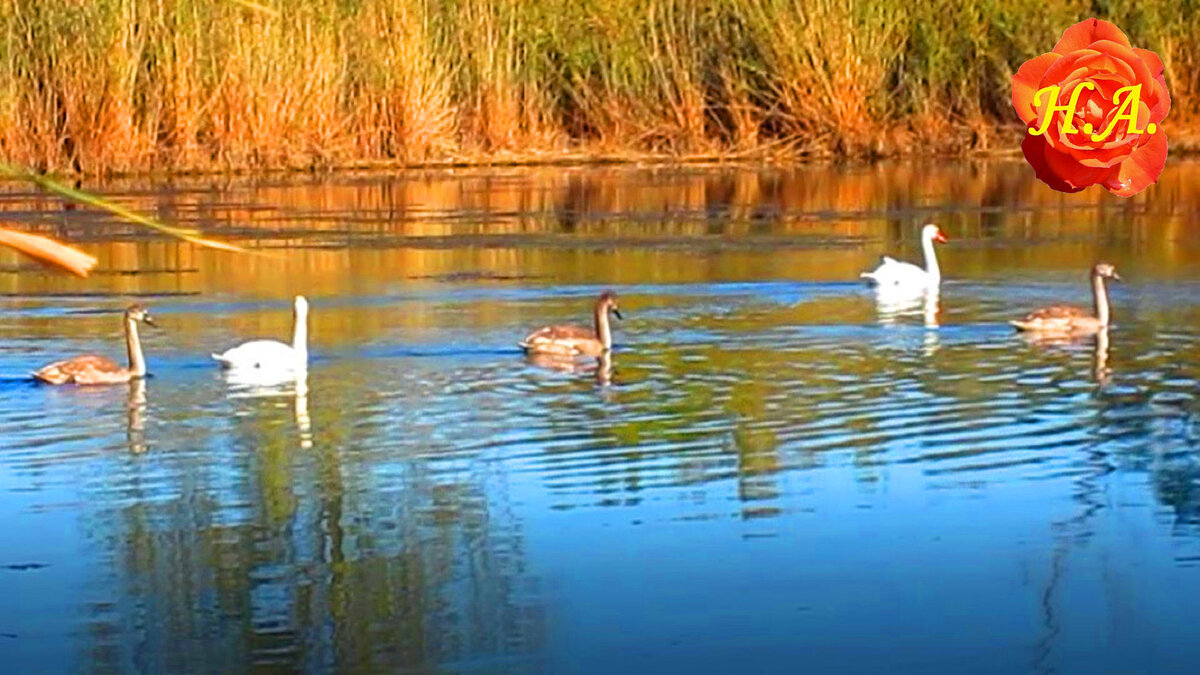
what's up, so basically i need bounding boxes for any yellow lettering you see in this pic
[1091,84,1146,142]
[1029,82,1094,136]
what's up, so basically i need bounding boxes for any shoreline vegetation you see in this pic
[2,1,1200,176]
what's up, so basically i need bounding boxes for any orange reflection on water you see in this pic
[0,159,1198,304]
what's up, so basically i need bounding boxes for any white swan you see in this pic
[212,296,308,372]
[860,223,947,292]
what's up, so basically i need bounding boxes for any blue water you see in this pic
[1,162,1199,673]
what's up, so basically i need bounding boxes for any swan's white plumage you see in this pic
[861,258,930,288]
[212,339,303,371]
[213,296,308,372]
[860,224,946,293]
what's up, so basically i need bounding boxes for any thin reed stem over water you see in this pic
[2,0,1200,173]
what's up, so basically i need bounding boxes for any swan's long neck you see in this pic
[594,303,613,351]
[292,305,309,361]
[125,317,146,378]
[1093,273,1111,326]
[922,232,941,283]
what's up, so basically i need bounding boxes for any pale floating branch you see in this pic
[0,226,98,277]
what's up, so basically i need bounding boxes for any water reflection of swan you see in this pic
[596,351,613,386]
[221,368,312,449]
[127,378,147,454]
[875,287,940,329]
[922,315,942,357]
[526,351,613,386]
[923,292,939,329]
[1093,328,1111,385]
[295,377,312,448]
[1017,327,1112,385]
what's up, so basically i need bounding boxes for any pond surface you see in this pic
[1,160,1199,673]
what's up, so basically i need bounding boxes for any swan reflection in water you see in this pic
[1018,327,1112,386]
[220,367,312,449]
[874,287,940,329]
[873,287,941,358]
[126,378,147,454]
[525,351,613,386]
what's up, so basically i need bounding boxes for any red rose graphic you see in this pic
[1012,18,1171,197]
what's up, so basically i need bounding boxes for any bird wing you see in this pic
[212,340,299,369]
[861,256,902,280]
[33,355,124,384]
[862,258,928,286]
[1019,305,1090,322]
[519,324,599,355]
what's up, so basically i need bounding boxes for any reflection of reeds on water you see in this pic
[3,160,1200,303]
[3,0,1200,173]
[75,358,548,670]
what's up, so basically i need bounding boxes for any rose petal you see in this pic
[1070,96,1148,162]
[1071,50,1136,84]
[1034,56,1104,147]
[1012,52,1061,125]
[1148,74,1172,120]
[1047,138,1112,185]
[1022,133,1088,193]
[1074,136,1136,168]
[1089,74,1125,102]
[1088,40,1152,91]
[1087,41,1168,123]
[1040,49,1102,90]
[1135,98,1154,134]
[1135,47,1165,77]
[1053,18,1132,55]
[1102,130,1168,197]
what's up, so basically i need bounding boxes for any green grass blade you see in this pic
[0,161,248,253]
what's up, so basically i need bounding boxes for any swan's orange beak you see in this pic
[934,230,948,243]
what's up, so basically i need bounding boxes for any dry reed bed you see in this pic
[2,0,1199,174]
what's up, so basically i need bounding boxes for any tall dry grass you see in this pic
[2,0,1200,173]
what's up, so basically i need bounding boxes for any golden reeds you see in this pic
[1,0,1199,174]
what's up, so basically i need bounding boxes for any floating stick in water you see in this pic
[0,226,98,277]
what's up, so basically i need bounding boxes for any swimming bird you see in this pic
[212,295,309,372]
[860,223,947,292]
[520,291,622,357]
[1011,263,1120,333]
[33,305,156,385]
